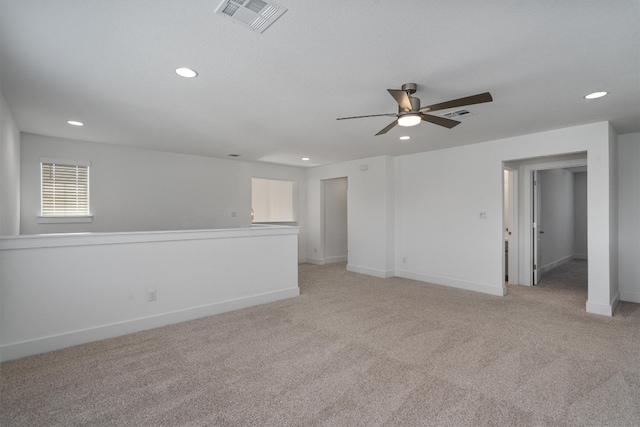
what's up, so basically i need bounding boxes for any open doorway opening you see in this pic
[533,167,588,294]
[503,153,587,289]
[322,177,348,264]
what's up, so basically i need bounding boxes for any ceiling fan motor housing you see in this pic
[399,96,421,114]
[401,82,417,94]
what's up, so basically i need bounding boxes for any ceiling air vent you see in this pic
[215,0,287,33]
[440,109,472,119]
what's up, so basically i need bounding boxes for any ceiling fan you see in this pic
[337,83,493,136]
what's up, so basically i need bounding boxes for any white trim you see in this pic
[540,254,573,274]
[585,291,618,316]
[37,215,93,224]
[0,225,300,250]
[325,255,347,264]
[611,291,620,314]
[503,164,519,285]
[395,269,507,297]
[0,287,299,362]
[586,301,612,316]
[306,257,325,265]
[347,264,394,278]
[520,155,587,286]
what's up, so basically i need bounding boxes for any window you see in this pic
[40,159,91,221]
[251,178,297,223]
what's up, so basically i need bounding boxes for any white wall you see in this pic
[573,172,588,259]
[395,122,618,314]
[0,93,20,235]
[307,156,394,277]
[323,177,348,263]
[608,124,619,307]
[618,132,640,303]
[19,133,308,260]
[20,133,250,233]
[539,168,574,272]
[7,123,633,317]
[0,226,299,361]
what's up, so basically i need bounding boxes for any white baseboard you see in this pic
[586,295,617,317]
[0,287,300,362]
[574,253,588,260]
[540,254,573,274]
[611,291,620,314]
[347,264,394,278]
[305,256,347,265]
[395,269,506,297]
[620,289,640,303]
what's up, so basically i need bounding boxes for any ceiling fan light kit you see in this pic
[398,114,421,127]
[337,83,493,136]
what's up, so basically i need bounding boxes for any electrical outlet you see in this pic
[479,211,487,219]
[231,211,237,217]
[148,289,157,302]
[403,257,407,264]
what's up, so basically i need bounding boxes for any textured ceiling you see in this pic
[1,0,639,167]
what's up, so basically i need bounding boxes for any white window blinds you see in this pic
[251,178,296,222]
[41,161,90,216]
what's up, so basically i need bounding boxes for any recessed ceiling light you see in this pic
[67,120,84,126]
[399,136,410,140]
[175,67,198,78]
[302,157,310,161]
[584,91,607,99]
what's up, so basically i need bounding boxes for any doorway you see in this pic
[322,177,348,264]
[533,167,588,287]
[503,153,587,288]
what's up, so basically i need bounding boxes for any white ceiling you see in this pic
[1,0,639,167]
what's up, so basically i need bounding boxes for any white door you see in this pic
[532,171,543,285]
[503,167,518,285]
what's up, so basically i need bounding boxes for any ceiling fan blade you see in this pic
[420,113,461,129]
[420,92,493,113]
[337,113,396,120]
[375,119,399,136]
[387,89,412,111]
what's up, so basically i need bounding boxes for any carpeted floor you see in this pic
[2,262,639,426]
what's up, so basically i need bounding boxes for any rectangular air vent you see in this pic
[215,0,287,33]
[440,109,472,119]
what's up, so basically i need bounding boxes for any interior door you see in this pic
[503,167,518,285]
[532,171,543,285]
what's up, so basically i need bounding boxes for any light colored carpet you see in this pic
[2,262,640,426]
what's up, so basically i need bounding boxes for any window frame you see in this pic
[38,157,93,224]
[251,177,298,225]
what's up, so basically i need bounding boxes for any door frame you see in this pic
[520,156,587,286]
[532,170,542,285]
[503,164,519,285]
[321,176,349,265]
